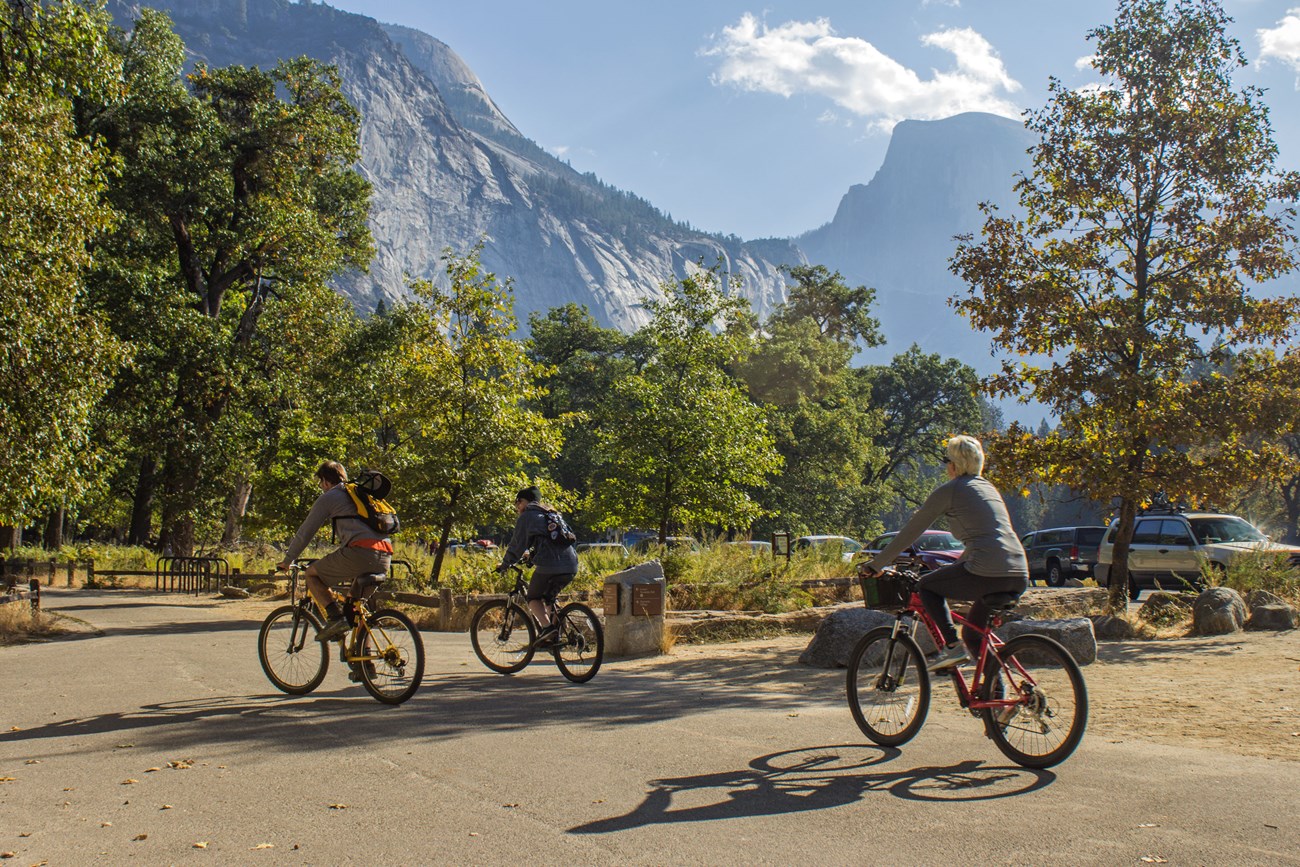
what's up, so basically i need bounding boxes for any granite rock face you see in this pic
[110,0,797,327]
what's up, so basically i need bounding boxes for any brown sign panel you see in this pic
[603,582,621,616]
[631,583,663,616]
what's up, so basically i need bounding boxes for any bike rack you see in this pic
[154,556,231,595]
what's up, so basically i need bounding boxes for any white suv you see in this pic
[1095,510,1300,600]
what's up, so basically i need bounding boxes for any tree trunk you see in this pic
[1107,498,1138,614]
[221,479,253,547]
[128,456,157,546]
[43,505,65,550]
[0,525,18,551]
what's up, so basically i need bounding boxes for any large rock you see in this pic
[799,608,896,668]
[1245,589,1287,609]
[1192,587,1247,635]
[1089,614,1138,641]
[996,618,1097,665]
[1137,591,1195,625]
[1246,603,1299,631]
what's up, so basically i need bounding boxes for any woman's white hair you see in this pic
[946,435,985,476]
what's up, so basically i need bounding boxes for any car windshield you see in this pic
[1189,517,1266,545]
[913,533,964,551]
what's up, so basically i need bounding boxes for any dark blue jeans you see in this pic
[918,562,1027,648]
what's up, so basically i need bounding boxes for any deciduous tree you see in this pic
[950,0,1300,609]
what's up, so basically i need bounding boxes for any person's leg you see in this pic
[917,563,975,646]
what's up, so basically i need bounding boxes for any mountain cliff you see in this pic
[111,0,800,328]
[798,113,1036,366]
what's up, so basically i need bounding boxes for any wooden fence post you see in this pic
[439,587,452,631]
[66,561,74,587]
[86,560,95,587]
[47,559,55,586]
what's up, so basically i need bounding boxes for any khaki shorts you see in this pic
[310,546,391,586]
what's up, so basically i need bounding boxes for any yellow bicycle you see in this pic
[258,564,425,705]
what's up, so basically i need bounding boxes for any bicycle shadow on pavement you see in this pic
[569,744,1055,834]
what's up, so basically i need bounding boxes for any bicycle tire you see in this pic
[258,604,329,695]
[357,608,425,705]
[980,634,1088,769]
[471,600,536,674]
[846,627,930,747]
[552,602,604,683]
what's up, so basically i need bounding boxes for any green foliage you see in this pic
[0,0,126,524]
[1201,549,1300,603]
[591,264,781,539]
[950,0,1300,610]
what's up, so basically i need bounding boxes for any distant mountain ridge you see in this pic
[110,0,800,329]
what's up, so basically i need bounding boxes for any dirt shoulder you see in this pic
[627,629,1300,763]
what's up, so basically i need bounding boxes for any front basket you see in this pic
[859,572,908,609]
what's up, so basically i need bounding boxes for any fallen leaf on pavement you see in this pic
[787,713,800,718]
[328,804,347,810]
[468,832,479,837]
[1139,858,1169,864]
[99,822,112,828]
[144,768,161,773]
[9,725,19,731]
[251,844,274,850]
[120,779,138,785]
[23,760,40,765]
[0,852,15,859]
[192,842,208,849]
[114,743,134,749]
[132,834,147,841]
[160,805,172,810]
[0,778,14,783]
[167,759,193,770]
[502,803,518,808]
[16,835,28,839]
[1137,823,1158,828]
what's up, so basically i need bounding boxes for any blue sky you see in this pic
[326,1,1300,240]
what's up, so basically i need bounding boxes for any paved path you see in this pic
[1,589,1297,865]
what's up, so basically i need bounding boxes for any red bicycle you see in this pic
[846,569,1087,769]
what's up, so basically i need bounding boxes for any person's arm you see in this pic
[866,484,953,572]
[279,491,336,567]
[499,511,531,568]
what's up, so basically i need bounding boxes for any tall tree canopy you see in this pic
[592,265,781,541]
[950,0,1300,609]
[0,0,124,528]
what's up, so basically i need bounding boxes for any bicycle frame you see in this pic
[888,586,1032,717]
[285,565,398,668]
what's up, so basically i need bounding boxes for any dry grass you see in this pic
[0,602,70,644]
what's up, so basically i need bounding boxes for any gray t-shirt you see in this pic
[868,474,1028,577]
[283,485,388,563]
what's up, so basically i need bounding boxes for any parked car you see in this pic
[858,530,964,572]
[724,540,773,554]
[1095,509,1300,600]
[1020,526,1108,587]
[793,535,863,563]
[631,536,702,554]
[622,529,659,549]
[576,542,629,557]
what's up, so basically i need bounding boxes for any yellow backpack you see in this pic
[343,471,399,536]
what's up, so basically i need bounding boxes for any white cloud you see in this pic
[1074,54,1096,71]
[922,0,961,7]
[1259,8,1300,77]
[704,14,1021,129]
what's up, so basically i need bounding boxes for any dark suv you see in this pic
[1019,526,1108,587]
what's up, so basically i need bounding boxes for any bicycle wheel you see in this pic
[357,608,425,705]
[471,600,536,674]
[258,605,329,695]
[846,627,930,746]
[980,634,1088,769]
[552,603,604,683]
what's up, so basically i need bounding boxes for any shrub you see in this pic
[1201,550,1300,604]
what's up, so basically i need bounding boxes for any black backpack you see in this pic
[540,507,576,548]
[342,471,400,536]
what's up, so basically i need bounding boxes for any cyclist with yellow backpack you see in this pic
[277,461,397,642]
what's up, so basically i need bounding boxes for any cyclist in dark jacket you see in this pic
[498,486,578,647]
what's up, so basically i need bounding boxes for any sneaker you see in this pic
[316,616,350,643]
[927,642,970,672]
[531,624,560,649]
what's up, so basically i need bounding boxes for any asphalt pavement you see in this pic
[1,588,1297,865]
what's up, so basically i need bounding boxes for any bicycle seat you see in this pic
[981,591,1020,610]
[348,572,386,599]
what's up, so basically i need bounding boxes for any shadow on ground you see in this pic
[569,744,1054,833]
